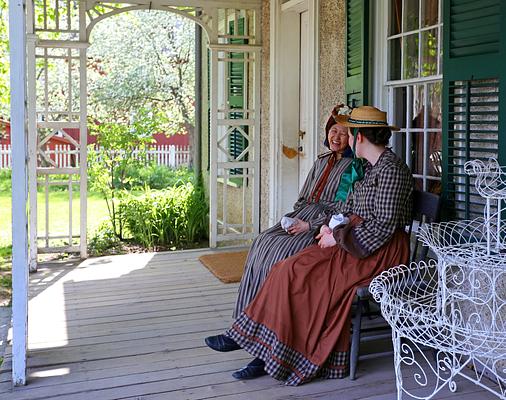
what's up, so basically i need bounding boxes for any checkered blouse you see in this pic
[339,148,413,257]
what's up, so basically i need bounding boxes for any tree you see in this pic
[88,107,161,239]
[88,11,195,158]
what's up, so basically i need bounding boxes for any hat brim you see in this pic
[334,114,400,131]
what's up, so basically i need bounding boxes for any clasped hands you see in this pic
[315,225,337,248]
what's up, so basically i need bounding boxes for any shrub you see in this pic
[0,170,10,192]
[88,222,121,256]
[121,164,193,190]
[119,180,208,249]
[0,245,11,259]
[0,274,11,289]
[87,109,160,239]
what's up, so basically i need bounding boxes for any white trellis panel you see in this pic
[208,8,261,247]
[24,0,90,263]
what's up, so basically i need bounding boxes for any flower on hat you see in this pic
[337,105,352,116]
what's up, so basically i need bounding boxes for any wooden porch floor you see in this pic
[0,249,499,400]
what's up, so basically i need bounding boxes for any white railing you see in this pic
[0,144,191,169]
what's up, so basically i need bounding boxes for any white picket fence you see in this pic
[0,144,191,169]
[134,145,191,168]
[0,144,11,168]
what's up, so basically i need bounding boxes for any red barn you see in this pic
[152,132,189,146]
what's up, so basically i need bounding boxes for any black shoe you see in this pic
[205,334,241,352]
[232,360,267,380]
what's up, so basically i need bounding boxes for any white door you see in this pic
[273,0,317,224]
[297,10,311,192]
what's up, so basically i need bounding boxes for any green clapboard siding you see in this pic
[345,0,369,107]
[442,0,506,220]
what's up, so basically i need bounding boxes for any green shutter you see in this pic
[228,18,248,176]
[442,0,506,219]
[345,0,369,108]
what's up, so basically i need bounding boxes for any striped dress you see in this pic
[233,153,353,318]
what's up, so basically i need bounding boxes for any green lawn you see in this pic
[0,192,110,247]
[0,191,109,305]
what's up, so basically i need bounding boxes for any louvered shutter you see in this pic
[345,0,369,107]
[442,0,506,219]
[228,18,248,176]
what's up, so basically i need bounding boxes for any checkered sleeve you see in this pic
[338,192,354,215]
[352,164,413,256]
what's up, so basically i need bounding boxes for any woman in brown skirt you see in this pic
[206,106,414,385]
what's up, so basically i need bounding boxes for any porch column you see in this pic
[9,0,29,386]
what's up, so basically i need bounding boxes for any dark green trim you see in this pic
[345,0,369,107]
[442,0,505,220]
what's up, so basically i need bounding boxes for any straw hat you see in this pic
[335,106,399,131]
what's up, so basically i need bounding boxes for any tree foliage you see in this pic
[0,7,195,141]
[88,11,195,139]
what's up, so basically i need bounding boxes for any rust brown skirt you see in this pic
[226,226,409,385]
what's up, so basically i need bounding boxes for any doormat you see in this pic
[198,250,248,283]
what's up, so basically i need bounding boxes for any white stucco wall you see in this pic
[260,1,271,230]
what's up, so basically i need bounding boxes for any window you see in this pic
[386,0,442,193]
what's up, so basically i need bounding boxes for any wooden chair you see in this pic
[349,190,441,380]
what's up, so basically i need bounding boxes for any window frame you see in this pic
[374,0,443,192]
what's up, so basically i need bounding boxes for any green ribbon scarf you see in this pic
[334,128,364,202]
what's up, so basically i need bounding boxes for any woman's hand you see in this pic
[318,224,332,236]
[316,230,337,248]
[287,218,309,234]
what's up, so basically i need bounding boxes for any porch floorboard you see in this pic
[0,249,499,399]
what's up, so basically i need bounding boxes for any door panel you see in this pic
[298,10,311,192]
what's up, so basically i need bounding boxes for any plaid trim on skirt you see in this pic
[226,227,409,386]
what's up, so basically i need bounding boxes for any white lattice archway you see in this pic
[9,0,261,385]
